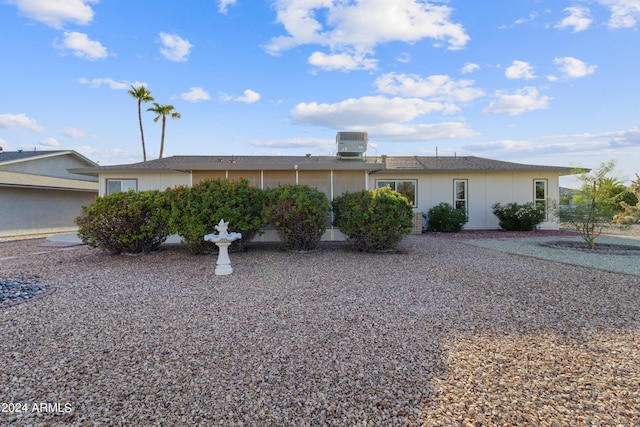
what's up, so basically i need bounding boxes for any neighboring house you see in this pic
[72,149,573,234]
[0,149,99,238]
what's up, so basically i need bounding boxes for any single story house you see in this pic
[71,138,573,237]
[0,149,99,238]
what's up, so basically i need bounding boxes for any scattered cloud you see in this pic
[8,0,97,29]
[291,95,447,129]
[555,6,592,32]
[554,56,597,79]
[482,87,551,116]
[599,0,640,29]
[396,52,411,64]
[505,60,536,80]
[77,77,134,90]
[220,89,261,104]
[218,0,237,14]
[266,0,469,68]
[308,51,377,71]
[499,11,541,29]
[159,32,193,62]
[461,62,480,74]
[55,31,108,60]
[179,87,211,102]
[39,137,59,147]
[62,127,93,138]
[374,72,484,106]
[0,113,44,132]
[248,137,335,151]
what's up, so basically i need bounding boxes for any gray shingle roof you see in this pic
[70,155,574,175]
[0,150,98,166]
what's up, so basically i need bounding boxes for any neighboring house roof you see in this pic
[70,154,574,176]
[0,170,98,191]
[0,150,98,167]
[0,150,99,191]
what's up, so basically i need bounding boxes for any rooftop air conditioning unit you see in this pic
[336,132,367,160]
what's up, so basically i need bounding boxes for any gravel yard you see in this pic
[1,232,639,426]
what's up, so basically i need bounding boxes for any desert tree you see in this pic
[560,160,629,249]
[147,103,181,159]
[127,85,154,162]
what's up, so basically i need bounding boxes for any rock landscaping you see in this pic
[1,232,639,425]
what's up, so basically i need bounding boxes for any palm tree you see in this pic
[128,85,154,161]
[147,103,181,159]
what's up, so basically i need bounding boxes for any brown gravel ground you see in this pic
[1,231,639,426]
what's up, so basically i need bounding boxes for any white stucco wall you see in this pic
[99,172,191,196]
[371,171,562,230]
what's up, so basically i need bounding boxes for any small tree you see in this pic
[560,160,628,249]
[614,173,640,224]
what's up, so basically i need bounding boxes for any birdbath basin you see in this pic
[204,219,242,276]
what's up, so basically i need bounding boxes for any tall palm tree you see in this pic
[128,85,154,161]
[147,103,181,159]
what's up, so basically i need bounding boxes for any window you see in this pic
[454,179,468,213]
[106,179,137,194]
[534,179,547,219]
[376,179,416,206]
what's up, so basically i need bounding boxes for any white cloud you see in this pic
[374,72,484,104]
[40,137,59,147]
[291,95,446,129]
[461,62,480,74]
[159,32,193,62]
[599,0,640,29]
[8,0,97,29]
[180,87,211,102]
[62,127,92,138]
[505,60,536,80]
[555,6,592,32]
[554,57,597,78]
[248,137,335,151]
[266,0,469,64]
[482,87,551,116]
[77,77,131,89]
[0,113,44,132]
[308,51,377,71]
[55,31,108,60]
[218,0,237,14]
[396,52,411,63]
[220,89,261,104]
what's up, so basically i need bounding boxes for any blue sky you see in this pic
[1,0,639,186]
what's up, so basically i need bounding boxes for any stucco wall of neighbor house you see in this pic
[373,171,562,230]
[0,187,97,238]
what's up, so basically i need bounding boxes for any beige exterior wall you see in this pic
[99,172,191,196]
[371,171,562,229]
[0,187,97,238]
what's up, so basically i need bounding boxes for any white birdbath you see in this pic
[204,219,242,276]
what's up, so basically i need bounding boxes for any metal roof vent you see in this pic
[336,132,367,160]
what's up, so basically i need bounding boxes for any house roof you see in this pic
[0,170,98,191]
[0,150,98,167]
[70,154,574,176]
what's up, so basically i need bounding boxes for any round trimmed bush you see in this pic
[426,202,467,232]
[492,202,546,231]
[167,178,266,254]
[75,190,170,254]
[265,184,331,252]
[332,186,413,252]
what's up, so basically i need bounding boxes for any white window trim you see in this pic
[375,179,417,206]
[106,178,138,194]
[534,179,548,220]
[453,179,468,215]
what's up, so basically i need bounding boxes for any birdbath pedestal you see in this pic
[204,219,242,276]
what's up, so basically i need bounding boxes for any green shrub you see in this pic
[426,202,467,232]
[75,190,170,254]
[265,184,330,252]
[332,186,413,252]
[492,202,546,231]
[167,178,266,254]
